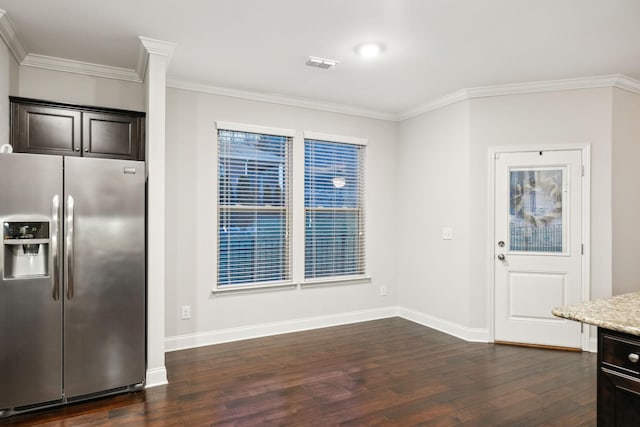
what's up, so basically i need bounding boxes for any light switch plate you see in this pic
[442,227,453,240]
[181,305,191,320]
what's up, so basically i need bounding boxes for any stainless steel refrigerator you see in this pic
[0,153,145,416]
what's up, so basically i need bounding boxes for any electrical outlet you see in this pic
[379,286,387,296]
[181,305,191,320]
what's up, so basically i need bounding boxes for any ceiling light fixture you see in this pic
[357,42,382,58]
[305,56,339,70]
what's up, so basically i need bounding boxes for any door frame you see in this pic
[487,144,591,351]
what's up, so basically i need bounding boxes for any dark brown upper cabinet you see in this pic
[10,97,145,161]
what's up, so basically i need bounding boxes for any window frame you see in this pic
[302,131,367,284]
[214,121,295,292]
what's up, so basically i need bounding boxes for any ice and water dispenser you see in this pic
[3,221,50,278]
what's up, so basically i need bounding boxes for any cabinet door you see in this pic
[82,112,140,160]
[11,103,82,156]
[598,369,640,426]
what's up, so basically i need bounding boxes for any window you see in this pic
[217,124,292,287]
[304,137,365,279]
[509,168,565,253]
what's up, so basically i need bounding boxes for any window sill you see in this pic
[300,275,371,288]
[212,281,297,296]
[211,276,372,296]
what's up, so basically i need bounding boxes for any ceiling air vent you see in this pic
[305,56,339,70]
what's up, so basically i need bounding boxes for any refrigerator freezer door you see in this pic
[63,157,145,398]
[0,153,63,408]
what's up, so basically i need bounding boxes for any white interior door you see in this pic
[494,149,583,348]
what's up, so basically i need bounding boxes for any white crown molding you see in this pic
[21,53,141,82]
[464,74,640,99]
[612,74,640,95]
[137,36,177,81]
[167,78,398,121]
[0,9,27,62]
[397,88,470,121]
[398,74,640,121]
[170,74,640,122]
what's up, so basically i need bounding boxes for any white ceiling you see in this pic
[0,0,639,118]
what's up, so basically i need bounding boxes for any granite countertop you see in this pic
[552,292,640,336]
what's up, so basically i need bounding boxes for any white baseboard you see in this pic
[164,306,398,352]
[164,306,491,352]
[398,307,490,343]
[145,367,168,388]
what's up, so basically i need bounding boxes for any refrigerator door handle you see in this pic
[66,195,75,300]
[52,195,60,300]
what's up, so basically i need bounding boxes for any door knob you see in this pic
[629,353,639,363]
[497,254,505,261]
[498,241,505,247]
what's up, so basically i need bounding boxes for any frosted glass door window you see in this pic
[509,168,565,253]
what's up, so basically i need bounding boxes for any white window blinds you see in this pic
[217,127,291,287]
[304,139,365,279]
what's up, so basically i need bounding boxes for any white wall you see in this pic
[397,101,472,328]
[19,66,144,111]
[0,37,18,145]
[0,42,7,145]
[13,61,637,350]
[612,88,640,295]
[469,88,614,315]
[164,87,399,343]
[396,87,614,336]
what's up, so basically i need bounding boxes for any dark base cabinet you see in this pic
[10,97,145,161]
[597,328,640,426]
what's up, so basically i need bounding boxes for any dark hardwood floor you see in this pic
[1,318,596,426]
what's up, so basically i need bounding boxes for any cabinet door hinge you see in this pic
[581,243,584,255]
[582,165,584,176]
